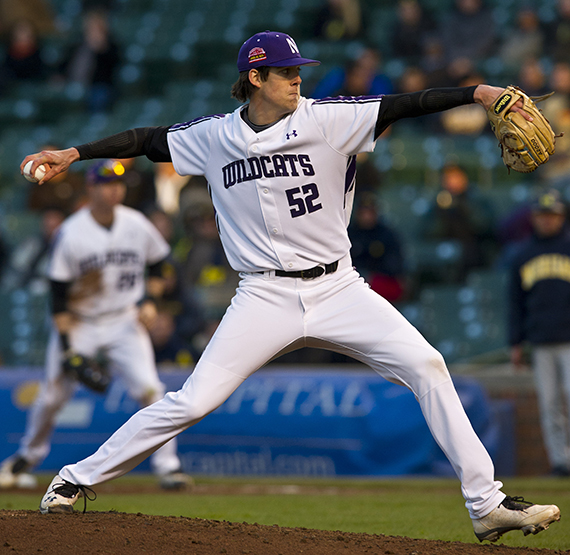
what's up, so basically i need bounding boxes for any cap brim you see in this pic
[268,57,321,67]
[238,56,321,72]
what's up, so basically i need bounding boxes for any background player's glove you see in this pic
[62,351,110,393]
[487,85,558,173]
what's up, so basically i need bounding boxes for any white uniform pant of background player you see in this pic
[531,344,570,470]
[60,255,504,518]
[17,307,181,477]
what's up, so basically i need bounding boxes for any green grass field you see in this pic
[1,475,568,550]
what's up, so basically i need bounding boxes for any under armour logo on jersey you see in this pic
[286,130,298,140]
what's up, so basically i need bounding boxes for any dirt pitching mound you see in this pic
[0,510,560,555]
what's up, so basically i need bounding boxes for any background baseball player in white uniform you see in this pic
[22,31,559,542]
[0,160,189,491]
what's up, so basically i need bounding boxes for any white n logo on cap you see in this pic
[286,37,299,54]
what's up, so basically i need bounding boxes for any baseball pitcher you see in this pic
[21,31,559,542]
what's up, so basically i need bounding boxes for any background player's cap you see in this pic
[532,189,566,214]
[86,159,126,185]
[237,30,320,72]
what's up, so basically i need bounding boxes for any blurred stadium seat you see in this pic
[418,268,509,363]
[0,0,554,365]
[0,289,50,366]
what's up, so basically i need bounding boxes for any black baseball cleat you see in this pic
[39,475,96,514]
[473,496,561,542]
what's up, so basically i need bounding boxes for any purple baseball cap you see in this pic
[86,159,126,185]
[237,31,320,72]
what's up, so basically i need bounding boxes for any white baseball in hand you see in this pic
[23,160,47,182]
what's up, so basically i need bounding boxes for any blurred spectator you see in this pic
[495,201,534,270]
[545,0,570,64]
[174,175,231,352]
[181,202,238,291]
[1,207,65,293]
[148,308,199,366]
[349,193,406,302]
[313,0,362,41]
[120,157,157,214]
[146,207,207,349]
[153,162,190,215]
[148,207,177,245]
[542,62,570,180]
[55,9,121,112]
[420,36,453,88]
[311,47,392,99]
[353,152,383,194]
[398,66,428,94]
[0,19,48,92]
[439,0,497,84]
[508,189,570,476]
[518,58,549,97]
[440,72,488,135]
[420,164,497,280]
[27,145,85,214]
[177,195,239,334]
[178,175,211,225]
[499,7,544,74]
[0,0,55,37]
[390,0,435,63]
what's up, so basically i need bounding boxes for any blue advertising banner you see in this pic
[0,367,514,477]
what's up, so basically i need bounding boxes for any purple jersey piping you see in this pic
[169,114,226,132]
[313,95,383,105]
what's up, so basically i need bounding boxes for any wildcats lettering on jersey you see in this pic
[79,250,141,273]
[222,154,315,189]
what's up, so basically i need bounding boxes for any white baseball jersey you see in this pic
[167,96,381,272]
[49,205,170,317]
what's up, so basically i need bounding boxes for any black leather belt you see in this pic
[271,260,339,279]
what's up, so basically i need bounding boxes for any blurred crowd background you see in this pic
[0,0,569,368]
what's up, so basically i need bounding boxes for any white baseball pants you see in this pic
[18,307,181,477]
[60,255,505,518]
[531,344,570,470]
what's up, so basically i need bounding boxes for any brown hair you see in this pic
[231,67,271,103]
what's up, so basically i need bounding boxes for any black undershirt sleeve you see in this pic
[374,86,478,139]
[75,126,172,163]
[50,279,70,315]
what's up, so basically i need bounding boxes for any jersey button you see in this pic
[288,263,293,268]
[263,188,269,194]
[272,228,278,234]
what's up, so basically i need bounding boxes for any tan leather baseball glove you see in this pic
[487,85,558,173]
